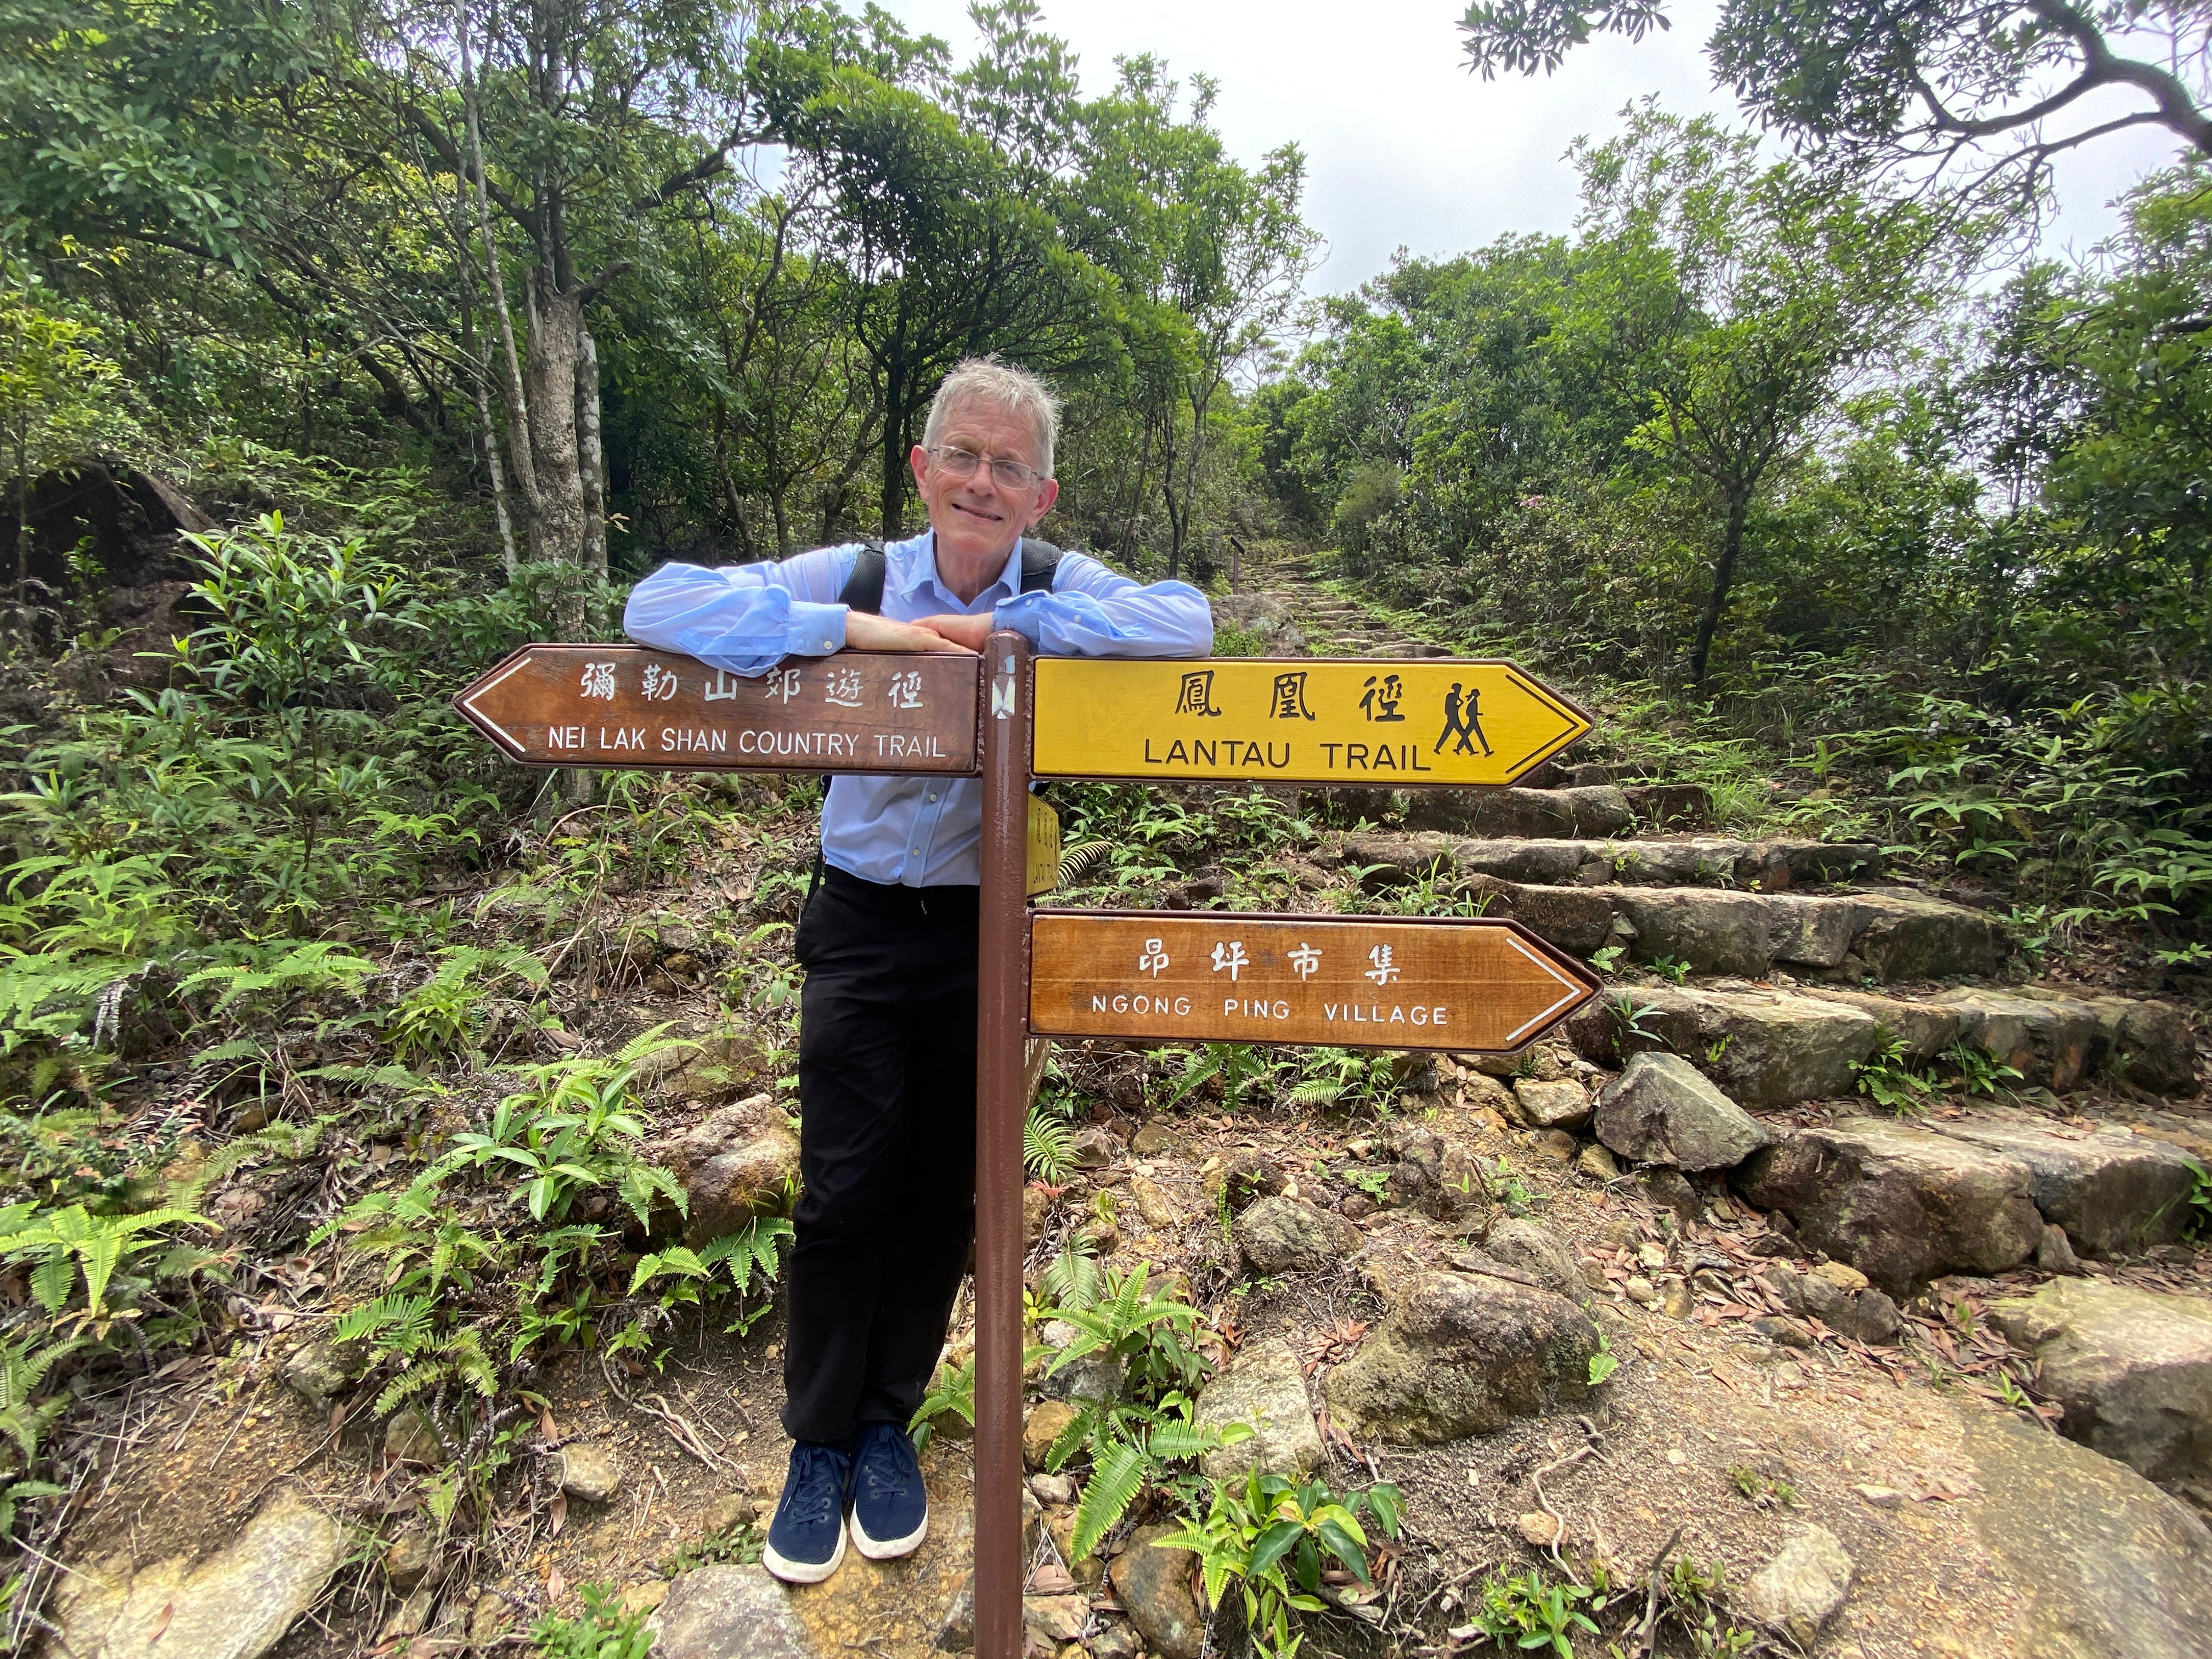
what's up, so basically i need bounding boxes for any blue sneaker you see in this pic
[848,1423,928,1560]
[763,1441,853,1584]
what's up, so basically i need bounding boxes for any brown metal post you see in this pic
[974,630,1032,1659]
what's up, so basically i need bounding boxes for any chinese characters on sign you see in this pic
[1175,669,1223,718]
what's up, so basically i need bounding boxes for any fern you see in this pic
[1041,1239,1102,1312]
[1072,1436,1149,1559]
[174,939,375,1009]
[910,1353,976,1453]
[171,1119,326,1210]
[1057,840,1115,886]
[1025,1104,1074,1182]
[0,1335,84,1464]
[1286,1079,1346,1110]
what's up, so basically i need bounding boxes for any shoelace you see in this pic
[782,1445,848,1529]
[857,1430,915,1504]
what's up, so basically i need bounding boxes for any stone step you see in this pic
[1482,878,2009,982]
[1564,982,2200,1107]
[1342,830,1883,892]
[1405,784,1636,838]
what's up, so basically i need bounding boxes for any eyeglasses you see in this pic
[928,445,1044,490]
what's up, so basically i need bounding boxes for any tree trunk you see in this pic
[575,321,607,616]
[1689,495,1749,685]
[523,279,591,578]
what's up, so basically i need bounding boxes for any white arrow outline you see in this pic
[458,652,537,755]
[1499,933,1591,1046]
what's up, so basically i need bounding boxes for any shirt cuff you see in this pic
[991,594,1047,646]
[787,601,848,656]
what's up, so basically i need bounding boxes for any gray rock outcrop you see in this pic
[1233,1196,1361,1276]
[1738,1525,1853,1644]
[1193,1338,1322,1481]
[1593,1053,1769,1171]
[1322,1270,1598,1443]
[1987,1277,2212,1485]
[1735,1117,2044,1291]
[1926,1113,2198,1255]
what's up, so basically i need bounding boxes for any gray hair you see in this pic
[922,357,1060,479]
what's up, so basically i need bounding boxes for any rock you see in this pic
[383,1407,443,1465]
[1953,1400,2212,1657]
[1108,1525,1206,1659]
[1850,890,2011,980]
[1023,1595,1089,1645]
[651,1565,814,1657]
[1738,1525,1852,1644]
[1735,1118,2044,1292]
[1087,1622,1143,1659]
[1024,1402,1080,1470]
[1130,1122,1185,1156]
[1066,1126,1120,1170]
[1323,1272,1599,1443]
[1043,1508,1104,1590]
[377,1585,433,1644]
[1515,1511,1563,1547]
[1218,1154,1286,1212]
[1035,1321,1124,1405]
[1482,1217,1584,1300]
[1404,784,1634,839]
[1987,1278,2212,1484]
[1766,1263,1901,1344]
[2087,996,2201,1097]
[1810,1260,1868,1293]
[1925,1113,2198,1255]
[622,1581,672,1616]
[280,1336,364,1409]
[710,1492,759,1532]
[560,1442,624,1503]
[1853,1483,1906,1508]
[1623,782,1711,829]
[1624,1275,1659,1306]
[53,1487,348,1659]
[934,1581,974,1653]
[1531,1128,1578,1162]
[1593,1053,1769,1172]
[1233,1196,1361,1275]
[1023,1184,1051,1248]
[1511,1078,1590,1131]
[1381,1130,1488,1220]
[684,1119,802,1245]
[1661,1280,1695,1318]
[470,1590,512,1646]
[1193,1338,1322,1482]
[1576,1143,1620,1181]
[383,1527,433,1592]
[1751,1314,1814,1347]
[1640,1166,1702,1220]
[1568,985,1880,1108]
[1128,1174,1180,1230]
[2039,1222,2083,1274]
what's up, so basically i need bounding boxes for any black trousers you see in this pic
[782,866,979,1444]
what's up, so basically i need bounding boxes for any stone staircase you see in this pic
[1240,552,2208,1129]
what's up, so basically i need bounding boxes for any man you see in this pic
[625,358,1211,1585]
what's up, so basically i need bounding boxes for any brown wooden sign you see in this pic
[452,644,980,773]
[1028,911,1599,1052]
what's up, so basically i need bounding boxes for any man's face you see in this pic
[910,402,1060,583]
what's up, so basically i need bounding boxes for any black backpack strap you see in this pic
[1019,538,1063,593]
[836,539,889,613]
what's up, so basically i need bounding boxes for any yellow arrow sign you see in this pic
[1031,657,1590,786]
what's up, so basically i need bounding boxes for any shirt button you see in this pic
[928,793,938,803]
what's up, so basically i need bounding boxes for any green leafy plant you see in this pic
[1587,1327,1620,1386]
[909,1353,975,1453]
[1286,1047,1397,1115]
[1466,1567,1608,1658]
[332,1292,496,1419]
[1588,943,1627,974]
[1942,1041,2023,1099]
[1167,1042,1284,1111]
[530,1581,656,1658]
[1024,1100,1074,1182]
[1852,1032,1936,1115]
[1156,1470,1403,1659]
[0,1203,211,1336]
[628,1218,794,1335]
[1648,955,1691,983]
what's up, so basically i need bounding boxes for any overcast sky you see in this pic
[879,0,2192,299]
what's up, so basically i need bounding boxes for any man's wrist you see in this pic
[788,601,848,655]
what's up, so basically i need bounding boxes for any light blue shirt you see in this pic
[624,532,1212,885]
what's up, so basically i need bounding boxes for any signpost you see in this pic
[1032,657,1591,786]
[453,631,1600,1659]
[454,643,981,773]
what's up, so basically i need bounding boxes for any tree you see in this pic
[0,273,127,607]
[1561,108,1956,681]
[1457,0,2212,199]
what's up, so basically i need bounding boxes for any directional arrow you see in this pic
[1031,656,1592,786]
[1028,911,1599,1052]
[451,644,980,773]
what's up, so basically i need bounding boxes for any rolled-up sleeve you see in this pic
[993,551,1212,659]
[623,548,856,676]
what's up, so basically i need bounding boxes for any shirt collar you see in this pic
[891,529,1023,610]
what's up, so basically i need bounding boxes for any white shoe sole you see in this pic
[849,1506,928,1561]
[762,1524,848,1585]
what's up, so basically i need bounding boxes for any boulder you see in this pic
[1567,986,1880,1108]
[1592,1053,1769,1171]
[1108,1525,1206,1659]
[662,1095,802,1245]
[1955,1399,2212,1657]
[280,1336,365,1410]
[1611,888,1777,978]
[1192,1338,1322,1482]
[1510,1078,1591,1132]
[1734,1118,2044,1292]
[1936,989,2102,1091]
[1404,784,1633,839]
[1763,1262,1901,1344]
[1322,1271,1599,1443]
[1925,1113,2198,1255]
[559,1442,624,1503]
[651,1565,814,1658]
[52,1487,348,1659]
[1480,1217,1585,1301]
[1987,1278,2212,1485]
[1233,1197,1361,1276]
[2085,996,2201,1097]
[1380,1130,1487,1221]
[1737,1525,1853,1645]
[1849,890,2010,980]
